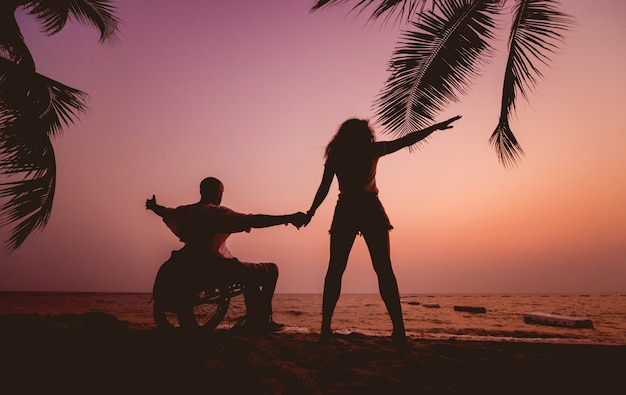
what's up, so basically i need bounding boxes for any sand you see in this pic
[1,313,623,394]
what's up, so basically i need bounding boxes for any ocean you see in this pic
[0,292,624,345]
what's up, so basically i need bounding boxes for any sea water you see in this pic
[0,292,624,345]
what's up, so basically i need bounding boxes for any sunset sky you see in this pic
[1,0,624,294]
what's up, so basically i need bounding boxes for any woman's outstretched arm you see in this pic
[303,165,334,226]
[384,115,461,155]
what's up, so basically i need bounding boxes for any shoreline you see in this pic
[1,313,624,394]
[2,309,621,347]
[2,310,622,346]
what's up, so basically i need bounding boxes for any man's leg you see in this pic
[237,261,280,330]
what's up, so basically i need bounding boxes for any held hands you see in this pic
[296,210,314,228]
[302,210,314,228]
[434,115,462,131]
[288,212,309,229]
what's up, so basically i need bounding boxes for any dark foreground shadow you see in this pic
[1,313,624,395]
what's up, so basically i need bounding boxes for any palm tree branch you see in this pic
[0,57,89,136]
[26,0,120,44]
[0,116,56,251]
[39,73,90,136]
[375,0,498,139]
[1,58,87,250]
[311,1,436,25]
[504,0,574,107]
[0,3,36,68]
[490,0,574,168]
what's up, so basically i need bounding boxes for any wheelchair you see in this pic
[151,249,246,330]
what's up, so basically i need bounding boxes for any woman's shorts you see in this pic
[330,192,393,235]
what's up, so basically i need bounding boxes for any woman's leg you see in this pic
[362,228,406,340]
[320,230,357,341]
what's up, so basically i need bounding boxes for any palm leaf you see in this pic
[0,5,36,67]
[490,0,574,168]
[38,74,89,137]
[0,58,87,251]
[0,123,56,251]
[26,0,120,44]
[0,57,88,137]
[0,0,119,251]
[375,0,498,139]
[311,0,437,25]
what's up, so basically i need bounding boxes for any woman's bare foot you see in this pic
[319,329,333,345]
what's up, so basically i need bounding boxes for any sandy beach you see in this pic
[1,313,623,395]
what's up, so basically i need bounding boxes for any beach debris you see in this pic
[522,312,594,329]
[422,303,440,308]
[454,306,486,313]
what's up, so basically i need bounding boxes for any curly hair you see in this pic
[325,119,374,165]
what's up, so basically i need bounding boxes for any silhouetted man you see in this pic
[146,177,305,332]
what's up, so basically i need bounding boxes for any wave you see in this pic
[279,325,622,345]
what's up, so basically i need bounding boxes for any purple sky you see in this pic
[1,1,625,293]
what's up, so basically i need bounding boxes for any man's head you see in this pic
[200,177,224,204]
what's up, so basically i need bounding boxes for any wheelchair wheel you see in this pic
[153,289,230,330]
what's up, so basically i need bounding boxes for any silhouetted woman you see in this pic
[303,115,461,346]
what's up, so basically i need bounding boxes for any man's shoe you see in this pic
[253,319,284,334]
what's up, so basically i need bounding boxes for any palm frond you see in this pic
[0,115,56,251]
[491,0,574,168]
[0,5,36,67]
[0,58,87,251]
[375,0,498,138]
[489,118,525,169]
[311,1,435,25]
[26,0,120,44]
[506,0,574,105]
[38,74,89,136]
[0,176,56,252]
[0,57,88,137]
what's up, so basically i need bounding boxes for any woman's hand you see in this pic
[434,115,462,131]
